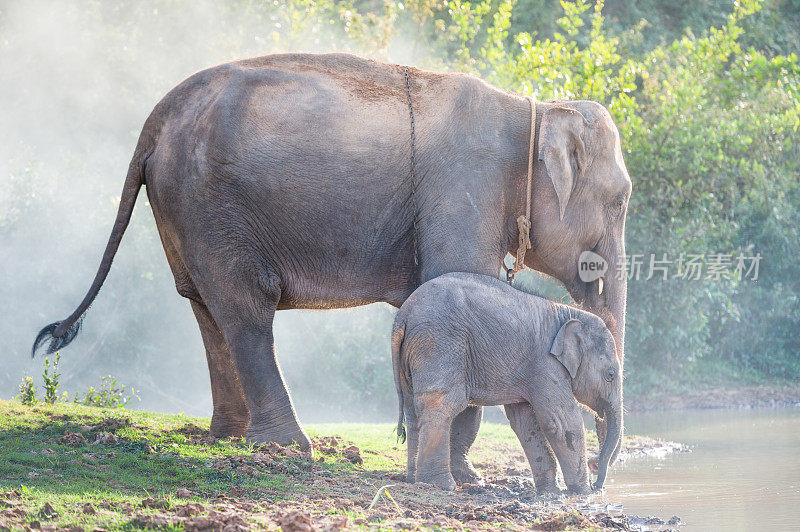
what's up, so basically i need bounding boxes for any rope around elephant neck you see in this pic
[402,66,419,268]
[510,95,537,279]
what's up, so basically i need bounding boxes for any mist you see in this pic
[0,0,430,422]
[6,0,791,425]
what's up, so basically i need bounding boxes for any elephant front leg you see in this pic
[191,301,249,438]
[535,402,591,494]
[449,406,483,485]
[504,403,559,494]
[416,204,505,486]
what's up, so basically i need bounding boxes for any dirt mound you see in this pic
[59,432,85,446]
[176,423,207,436]
[311,436,363,465]
[0,496,26,532]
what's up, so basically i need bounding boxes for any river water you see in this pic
[599,407,800,531]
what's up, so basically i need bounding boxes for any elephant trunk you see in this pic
[584,239,626,480]
[584,272,626,360]
[593,400,621,490]
[594,404,624,467]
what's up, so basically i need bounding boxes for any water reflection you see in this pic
[600,407,800,531]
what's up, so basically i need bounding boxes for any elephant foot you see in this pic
[566,481,592,496]
[209,410,249,439]
[450,455,483,485]
[247,422,312,452]
[417,472,457,491]
[534,479,561,495]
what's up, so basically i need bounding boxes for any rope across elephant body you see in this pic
[512,95,538,277]
[401,66,420,269]
[401,66,536,283]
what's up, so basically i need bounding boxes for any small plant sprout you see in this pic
[17,375,37,405]
[42,352,66,404]
[74,375,139,409]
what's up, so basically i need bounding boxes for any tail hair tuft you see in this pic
[31,318,83,358]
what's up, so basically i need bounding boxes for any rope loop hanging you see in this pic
[509,95,537,281]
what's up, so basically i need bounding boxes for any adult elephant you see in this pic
[33,53,631,484]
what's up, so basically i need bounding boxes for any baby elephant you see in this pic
[391,272,622,493]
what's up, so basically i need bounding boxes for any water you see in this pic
[601,407,800,531]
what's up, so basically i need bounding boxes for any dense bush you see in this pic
[1,0,797,417]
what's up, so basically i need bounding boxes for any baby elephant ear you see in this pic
[550,319,582,379]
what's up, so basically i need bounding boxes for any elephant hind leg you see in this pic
[190,300,249,438]
[157,227,249,439]
[199,268,311,450]
[414,391,466,491]
[404,395,419,483]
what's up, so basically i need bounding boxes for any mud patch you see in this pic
[211,442,320,479]
[0,493,26,531]
[311,436,363,465]
[59,432,85,446]
[162,422,218,445]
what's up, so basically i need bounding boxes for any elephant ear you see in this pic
[538,107,589,220]
[549,318,583,379]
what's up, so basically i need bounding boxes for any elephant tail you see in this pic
[31,125,155,358]
[391,315,407,444]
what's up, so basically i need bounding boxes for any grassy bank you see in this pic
[0,400,671,531]
[623,357,800,412]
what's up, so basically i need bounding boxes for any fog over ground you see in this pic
[0,1,440,422]
[4,0,799,435]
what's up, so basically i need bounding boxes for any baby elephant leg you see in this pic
[504,403,559,494]
[415,392,463,490]
[534,401,591,494]
[449,406,483,485]
[404,395,420,483]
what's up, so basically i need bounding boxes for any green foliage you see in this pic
[405,0,800,392]
[17,376,36,406]
[15,356,137,409]
[617,0,800,390]
[73,375,139,409]
[41,353,65,405]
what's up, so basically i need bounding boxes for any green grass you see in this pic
[0,400,643,531]
[0,401,321,529]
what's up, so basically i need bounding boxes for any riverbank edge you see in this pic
[625,382,800,412]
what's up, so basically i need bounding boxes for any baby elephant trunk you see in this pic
[593,400,621,490]
[594,410,624,469]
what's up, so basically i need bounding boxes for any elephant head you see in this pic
[525,101,630,470]
[549,314,623,490]
[526,101,631,360]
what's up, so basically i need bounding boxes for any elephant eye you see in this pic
[604,368,616,382]
[612,198,625,216]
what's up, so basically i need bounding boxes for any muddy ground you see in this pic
[132,435,685,531]
[0,401,690,532]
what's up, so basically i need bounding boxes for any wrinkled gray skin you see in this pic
[392,273,623,493]
[32,53,631,484]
